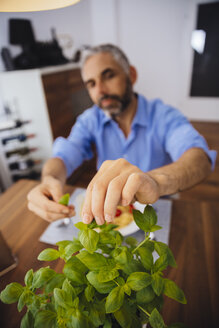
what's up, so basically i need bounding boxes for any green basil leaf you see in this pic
[103,317,112,328]
[115,277,125,286]
[32,267,56,289]
[133,209,150,232]
[153,254,169,272]
[98,267,119,283]
[127,272,152,291]
[125,236,138,247]
[105,286,124,313]
[144,205,157,226]
[62,278,77,300]
[87,220,98,229]
[64,240,83,260]
[77,250,107,270]
[163,279,187,304]
[103,223,119,231]
[112,246,132,265]
[123,284,131,296]
[34,310,57,328]
[99,232,116,245]
[71,308,89,328]
[120,259,145,275]
[54,288,69,309]
[79,228,99,253]
[58,193,70,206]
[89,302,105,326]
[85,285,95,302]
[86,271,116,294]
[56,240,72,249]
[136,285,155,304]
[152,273,164,296]
[150,225,162,232]
[63,267,86,286]
[20,310,34,328]
[114,303,133,328]
[137,246,153,271]
[56,240,72,259]
[75,222,88,230]
[37,248,60,261]
[63,257,87,286]
[0,282,24,304]
[64,256,88,274]
[24,269,34,287]
[149,308,165,328]
[145,294,164,314]
[154,241,177,268]
[17,290,32,312]
[109,230,123,246]
[45,273,65,294]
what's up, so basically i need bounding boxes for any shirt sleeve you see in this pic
[52,109,95,177]
[160,105,217,170]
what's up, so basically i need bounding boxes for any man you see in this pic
[27,44,216,225]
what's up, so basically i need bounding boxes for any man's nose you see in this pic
[95,80,107,97]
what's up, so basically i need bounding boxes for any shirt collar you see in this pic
[131,94,148,128]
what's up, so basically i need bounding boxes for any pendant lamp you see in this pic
[0,0,81,12]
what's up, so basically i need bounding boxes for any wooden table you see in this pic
[0,180,218,328]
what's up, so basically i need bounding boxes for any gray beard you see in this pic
[99,78,133,118]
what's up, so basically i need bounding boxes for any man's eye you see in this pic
[105,72,115,79]
[86,82,95,89]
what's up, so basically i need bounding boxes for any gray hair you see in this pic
[80,44,130,75]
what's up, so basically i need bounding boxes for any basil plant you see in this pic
[0,200,187,328]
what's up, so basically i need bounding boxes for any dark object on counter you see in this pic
[2,133,35,145]
[1,47,15,71]
[5,147,37,158]
[34,28,68,67]
[0,120,30,132]
[9,18,39,69]
[9,19,68,69]
[0,231,17,277]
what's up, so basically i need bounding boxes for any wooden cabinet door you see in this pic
[42,68,92,139]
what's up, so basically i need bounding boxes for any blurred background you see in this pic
[0,0,218,194]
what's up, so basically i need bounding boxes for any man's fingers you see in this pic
[28,202,71,222]
[121,173,144,204]
[82,159,142,224]
[28,189,70,215]
[104,174,129,222]
[122,173,160,204]
[82,185,94,224]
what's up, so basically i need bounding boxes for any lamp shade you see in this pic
[0,0,81,12]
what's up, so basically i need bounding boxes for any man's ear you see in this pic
[129,66,137,85]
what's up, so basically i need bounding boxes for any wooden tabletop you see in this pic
[0,180,218,328]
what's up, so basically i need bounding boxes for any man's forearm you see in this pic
[41,157,67,186]
[147,148,212,197]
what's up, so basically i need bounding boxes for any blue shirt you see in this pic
[53,94,217,177]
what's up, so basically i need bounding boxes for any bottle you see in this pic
[12,170,40,182]
[8,159,41,171]
[5,147,37,158]
[0,120,30,132]
[2,134,35,145]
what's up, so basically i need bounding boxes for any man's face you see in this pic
[82,52,133,116]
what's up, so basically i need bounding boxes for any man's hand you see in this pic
[82,159,160,225]
[27,176,75,222]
